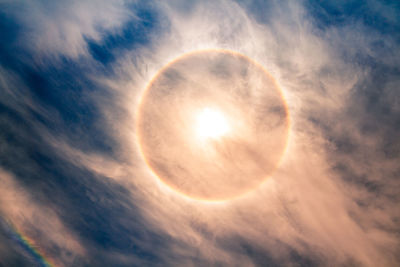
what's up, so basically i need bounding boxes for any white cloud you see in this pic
[2,0,132,59]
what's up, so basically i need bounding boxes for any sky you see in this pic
[0,0,399,266]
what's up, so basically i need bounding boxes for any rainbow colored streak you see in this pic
[6,221,54,267]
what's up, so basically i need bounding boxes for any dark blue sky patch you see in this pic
[0,10,22,67]
[234,0,276,25]
[0,58,117,154]
[307,0,400,40]
[87,4,162,66]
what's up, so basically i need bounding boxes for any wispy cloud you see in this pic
[1,0,131,59]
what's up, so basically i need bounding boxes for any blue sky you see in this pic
[0,1,399,266]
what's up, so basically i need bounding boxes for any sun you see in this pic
[195,107,230,140]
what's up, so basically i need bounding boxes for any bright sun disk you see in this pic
[195,108,230,139]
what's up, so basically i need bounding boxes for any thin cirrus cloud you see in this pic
[1,0,131,59]
[0,0,399,266]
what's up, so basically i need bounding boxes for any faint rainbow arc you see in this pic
[7,221,55,267]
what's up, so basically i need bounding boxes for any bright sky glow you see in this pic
[195,107,230,140]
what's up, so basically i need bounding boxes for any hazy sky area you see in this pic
[0,1,399,266]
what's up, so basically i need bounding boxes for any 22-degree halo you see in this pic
[137,50,290,201]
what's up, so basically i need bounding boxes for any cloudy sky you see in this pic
[0,0,399,266]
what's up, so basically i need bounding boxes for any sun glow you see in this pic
[195,107,230,140]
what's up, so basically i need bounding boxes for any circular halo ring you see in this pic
[136,49,291,202]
